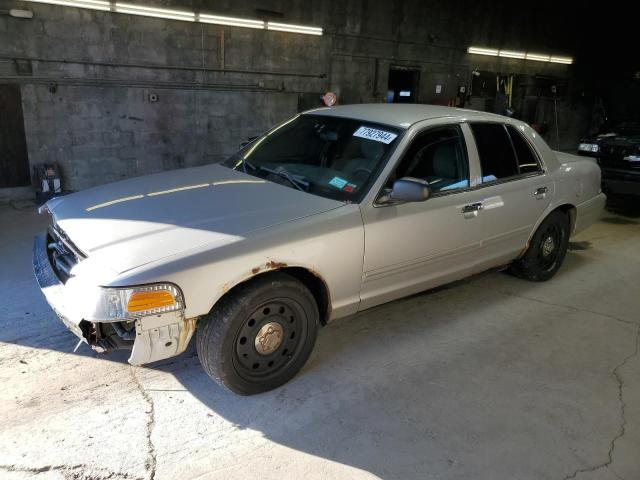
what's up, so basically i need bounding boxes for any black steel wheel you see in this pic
[233,299,307,382]
[197,272,319,395]
[509,210,570,282]
[535,222,563,272]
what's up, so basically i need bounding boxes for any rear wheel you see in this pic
[509,210,570,282]
[196,272,319,395]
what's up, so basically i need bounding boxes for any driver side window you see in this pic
[390,125,470,194]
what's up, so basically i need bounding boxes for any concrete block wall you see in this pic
[1,0,585,191]
[21,84,298,190]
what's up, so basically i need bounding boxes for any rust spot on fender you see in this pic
[178,317,197,351]
[266,260,288,270]
[250,260,288,276]
[307,266,322,278]
[221,261,290,294]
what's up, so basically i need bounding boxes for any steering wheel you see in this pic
[351,167,373,177]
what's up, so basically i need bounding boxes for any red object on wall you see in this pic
[322,92,337,106]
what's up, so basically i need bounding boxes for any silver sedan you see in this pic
[34,104,605,394]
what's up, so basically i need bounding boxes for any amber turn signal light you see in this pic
[127,290,176,312]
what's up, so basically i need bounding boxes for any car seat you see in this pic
[428,143,460,188]
[404,140,462,191]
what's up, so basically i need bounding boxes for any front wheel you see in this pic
[196,272,319,395]
[509,210,570,282]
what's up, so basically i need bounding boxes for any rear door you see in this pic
[467,122,552,271]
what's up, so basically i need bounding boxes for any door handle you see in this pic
[533,186,548,198]
[461,202,483,217]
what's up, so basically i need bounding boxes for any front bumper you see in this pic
[33,234,196,364]
[33,233,88,343]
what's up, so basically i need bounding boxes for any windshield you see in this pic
[221,114,402,202]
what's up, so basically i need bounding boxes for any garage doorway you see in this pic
[388,67,420,103]
[0,84,30,188]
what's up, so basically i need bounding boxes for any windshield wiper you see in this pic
[241,158,257,174]
[258,166,309,192]
[239,159,308,192]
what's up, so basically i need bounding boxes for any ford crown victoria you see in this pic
[34,104,605,394]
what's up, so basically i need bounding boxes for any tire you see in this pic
[196,272,319,395]
[509,210,570,282]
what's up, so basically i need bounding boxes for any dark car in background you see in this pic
[577,121,640,196]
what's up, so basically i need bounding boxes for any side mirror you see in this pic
[379,177,430,204]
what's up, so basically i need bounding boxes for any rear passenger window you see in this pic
[470,123,519,183]
[506,126,542,174]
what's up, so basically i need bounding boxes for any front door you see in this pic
[359,124,486,310]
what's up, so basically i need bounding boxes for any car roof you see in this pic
[304,103,508,129]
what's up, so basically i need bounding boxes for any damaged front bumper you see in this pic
[32,234,196,365]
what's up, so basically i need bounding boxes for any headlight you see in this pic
[578,143,599,153]
[623,155,640,163]
[90,283,184,321]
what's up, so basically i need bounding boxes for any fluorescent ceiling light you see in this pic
[9,9,35,18]
[467,47,499,56]
[23,0,110,11]
[199,14,264,29]
[22,0,323,35]
[115,2,195,22]
[550,56,573,64]
[267,21,323,35]
[468,46,572,64]
[498,50,526,59]
[525,53,551,62]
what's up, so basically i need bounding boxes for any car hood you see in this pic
[45,164,343,274]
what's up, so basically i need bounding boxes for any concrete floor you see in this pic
[1,198,639,480]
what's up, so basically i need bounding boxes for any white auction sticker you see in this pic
[353,126,398,144]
